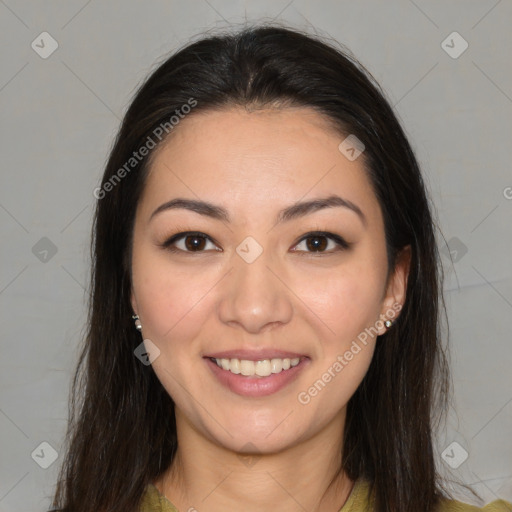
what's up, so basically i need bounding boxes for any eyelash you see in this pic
[159,229,351,255]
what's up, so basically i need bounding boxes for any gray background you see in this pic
[1,1,511,510]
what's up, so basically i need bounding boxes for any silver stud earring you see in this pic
[132,314,142,332]
[384,319,393,328]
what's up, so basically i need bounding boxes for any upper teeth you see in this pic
[213,357,301,377]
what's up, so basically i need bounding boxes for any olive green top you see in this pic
[139,478,512,511]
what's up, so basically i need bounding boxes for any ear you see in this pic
[377,245,411,334]
[130,287,138,316]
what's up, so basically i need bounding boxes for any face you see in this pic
[130,106,409,454]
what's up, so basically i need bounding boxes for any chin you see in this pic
[204,413,307,454]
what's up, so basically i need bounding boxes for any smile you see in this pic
[205,355,310,397]
[210,357,302,377]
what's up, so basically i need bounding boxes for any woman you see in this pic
[50,24,511,512]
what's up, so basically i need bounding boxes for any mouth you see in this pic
[203,352,310,397]
[208,356,304,377]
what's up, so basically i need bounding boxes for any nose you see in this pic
[217,247,294,335]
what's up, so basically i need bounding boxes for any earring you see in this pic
[132,314,142,332]
[384,319,393,328]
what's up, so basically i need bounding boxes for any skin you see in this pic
[130,106,411,512]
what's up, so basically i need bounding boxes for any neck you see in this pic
[155,409,354,512]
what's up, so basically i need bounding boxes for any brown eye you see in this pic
[183,234,207,251]
[292,231,350,253]
[304,235,328,252]
[161,232,220,253]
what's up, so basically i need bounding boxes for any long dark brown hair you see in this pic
[50,23,476,512]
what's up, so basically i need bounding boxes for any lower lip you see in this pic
[204,357,309,397]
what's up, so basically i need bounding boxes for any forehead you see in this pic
[139,106,381,228]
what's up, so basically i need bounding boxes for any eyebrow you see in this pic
[149,194,367,228]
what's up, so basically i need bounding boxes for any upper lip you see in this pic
[204,349,308,361]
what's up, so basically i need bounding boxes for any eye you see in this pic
[161,232,220,253]
[160,230,350,255]
[291,231,350,254]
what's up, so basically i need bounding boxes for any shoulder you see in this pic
[436,497,512,512]
[344,479,511,512]
[139,480,512,512]
[139,483,179,512]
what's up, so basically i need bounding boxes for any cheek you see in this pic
[131,245,182,339]
[133,271,174,337]
[294,258,384,336]
[131,246,217,348]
